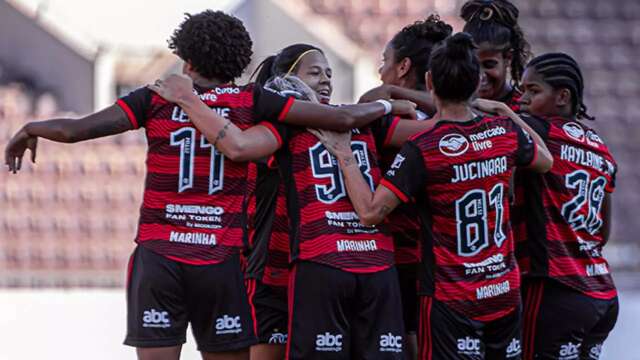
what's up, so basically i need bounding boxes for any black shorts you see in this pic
[419,296,522,360]
[124,245,257,352]
[286,261,405,360]
[522,278,619,360]
[246,278,288,345]
[397,262,419,333]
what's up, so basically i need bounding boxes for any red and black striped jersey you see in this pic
[116,84,291,265]
[372,115,426,265]
[382,116,536,321]
[501,88,523,113]
[245,161,290,287]
[513,116,617,299]
[270,124,395,273]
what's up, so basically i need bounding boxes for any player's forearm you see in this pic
[284,101,387,132]
[336,153,385,226]
[389,86,436,116]
[178,95,252,160]
[24,105,132,143]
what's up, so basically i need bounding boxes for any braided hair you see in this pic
[461,0,531,87]
[389,14,453,90]
[253,44,323,86]
[527,53,594,121]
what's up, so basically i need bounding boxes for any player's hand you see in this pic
[358,85,392,103]
[471,98,509,116]
[148,74,195,105]
[308,128,352,159]
[5,126,38,174]
[390,100,417,120]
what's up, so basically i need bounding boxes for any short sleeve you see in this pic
[116,87,152,129]
[370,114,401,150]
[514,124,537,167]
[253,85,295,123]
[380,141,427,203]
[605,159,617,193]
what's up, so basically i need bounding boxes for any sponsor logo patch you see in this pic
[439,134,469,157]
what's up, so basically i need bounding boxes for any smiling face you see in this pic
[292,51,333,104]
[520,67,572,118]
[477,43,512,100]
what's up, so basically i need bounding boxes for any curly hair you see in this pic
[461,0,532,87]
[527,53,594,120]
[168,10,253,83]
[390,14,453,90]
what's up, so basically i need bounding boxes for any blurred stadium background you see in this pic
[1,0,638,358]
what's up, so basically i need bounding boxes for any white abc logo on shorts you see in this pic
[142,309,170,328]
[315,332,343,352]
[457,336,481,355]
[379,333,403,353]
[268,332,288,344]
[559,342,581,360]
[506,338,522,358]
[215,315,242,335]
[588,343,602,359]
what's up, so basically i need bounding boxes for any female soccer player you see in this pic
[4,10,414,360]
[461,0,532,110]
[311,33,553,360]
[151,36,450,357]
[515,53,619,360]
[360,15,453,359]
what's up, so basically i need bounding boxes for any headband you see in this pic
[285,49,321,76]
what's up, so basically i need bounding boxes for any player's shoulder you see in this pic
[547,116,611,151]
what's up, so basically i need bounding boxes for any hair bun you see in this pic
[444,32,476,60]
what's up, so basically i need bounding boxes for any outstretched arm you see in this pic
[309,129,402,226]
[283,98,417,131]
[472,99,553,173]
[359,84,436,116]
[149,76,280,162]
[5,105,133,173]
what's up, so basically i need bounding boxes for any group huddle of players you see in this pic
[4,1,619,359]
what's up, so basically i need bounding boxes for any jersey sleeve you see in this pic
[116,87,152,129]
[253,85,295,123]
[514,123,537,167]
[370,114,401,150]
[605,159,617,193]
[380,141,427,203]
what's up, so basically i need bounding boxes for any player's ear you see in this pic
[397,57,412,79]
[425,71,434,92]
[556,88,572,108]
[183,61,195,76]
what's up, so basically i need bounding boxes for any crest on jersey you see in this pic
[562,122,585,142]
[439,134,469,157]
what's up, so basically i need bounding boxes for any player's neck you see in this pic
[190,73,228,88]
[434,102,475,122]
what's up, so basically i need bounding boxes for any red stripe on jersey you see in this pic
[514,117,617,299]
[383,116,401,147]
[285,265,298,360]
[117,99,139,129]
[258,121,283,148]
[246,279,259,337]
[381,178,410,203]
[278,96,295,121]
[419,296,433,360]
[278,127,394,273]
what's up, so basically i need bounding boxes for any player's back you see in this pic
[404,115,535,321]
[514,116,618,299]
[118,83,289,264]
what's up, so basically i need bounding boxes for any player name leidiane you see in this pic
[451,156,508,184]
